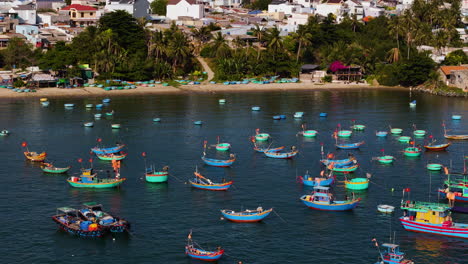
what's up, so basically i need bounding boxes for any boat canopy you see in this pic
[314,186,330,191]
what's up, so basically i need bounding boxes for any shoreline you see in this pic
[0,82,407,99]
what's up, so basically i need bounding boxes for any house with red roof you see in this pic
[60,4,99,27]
[166,0,204,20]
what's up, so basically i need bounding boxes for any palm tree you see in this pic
[294,25,312,63]
[264,27,283,60]
[211,32,230,58]
[388,16,402,51]
[191,26,212,55]
[252,25,265,61]
[168,31,192,73]
[386,48,401,63]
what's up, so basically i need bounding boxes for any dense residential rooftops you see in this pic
[168,0,197,5]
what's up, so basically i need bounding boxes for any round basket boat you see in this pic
[391,128,403,134]
[216,143,231,151]
[40,98,48,102]
[319,112,327,117]
[345,178,369,190]
[83,122,94,127]
[398,136,411,143]
[219,99,226,104]
[377,204,395,213]
[378,155,394,164]
[302,130,317,137]
[427,163,443,171]
[85,104,94,108]
[153,118,161,122]
[353,124,366,131]
[452,115,461,120]
[376,131,388,137]
[255,133,270,141]
[404,147,421,157]
[94,113,102,119]
[251,106,261,111]
[338,130,352,137]
[413,130,426,137]
[111,124,121,129]
[194,121,203,125]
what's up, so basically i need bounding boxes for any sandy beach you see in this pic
[0,82,406,99]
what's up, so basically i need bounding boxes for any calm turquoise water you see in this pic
[1,90,467,263]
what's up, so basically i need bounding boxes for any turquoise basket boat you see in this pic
[352,124,365,131]
[301,130,318,137]
[216,143,231,151]
[111,124,121,129]
[398,136,411,143]
[377,155,394,164]
[413,130,426,137]
[427,163,443,171]
[337,130,352,137]
[255,133,270,141]
[403,147,421,157]
[145,171,168,183]
[391,128,403,134]
[345,178,369,190]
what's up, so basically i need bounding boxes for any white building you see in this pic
[105,0,150,18]
[166,0,204,20]
[9,4,36,24]
[268,1,303,16]
[342,0,363,19]
[294,0,312,8]
[213,0,241,8]
[314,0,343,17]
[286,13,312,32]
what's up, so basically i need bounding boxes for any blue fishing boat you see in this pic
[185,233,224,261]
[376,131,388,137]
[300,186,361,211]
[327,162,359,172]
[320,154,356,166]
[373,240,414,264]
[253,145,284,153]
[264,147,298,159]
[300,171,335,187]
[221,207,273,222]
[319,112,327,117]
[336,141,365,150]
[189,171,233,191]
[279,115,286,119]
[201,155,236,167]
[273,115,281,120]
[91,144,125,155]
[95,104,103,109]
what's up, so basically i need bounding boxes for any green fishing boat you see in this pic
[352,124,366,131]
[390,128,403,134]
[67,169,125,188]
[96,153,127,161]
[255,133,270,141]
[413,130,426,137]
[145,166,169,183]
[327,164,359,172]
[41,163,71,174]
[337,130,352,137]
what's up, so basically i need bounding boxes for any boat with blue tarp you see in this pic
[80,202,130,233]
[52,207,107,237]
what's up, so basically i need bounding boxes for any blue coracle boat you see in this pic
[221,207,273,222]
[300,186,361,211]
[264,147,298,159]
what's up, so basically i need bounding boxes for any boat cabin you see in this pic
[56,207,79,217]
[312,186,332,203]
[82,202,103,212]
[381,243,406,263]
[401,201,452,225]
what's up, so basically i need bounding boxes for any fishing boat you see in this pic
[24,151,47,162]
[251,106,261,111]
[398,136,411,143]
[41,163,71,174]
[185,233,224,261]
[320,154,356,166]
[153,117,161,122]
[189,171,233,191]
[111,124,121,129]
[0,129,9,136]
[336,141,365,150]
[439,187,468,202]
[194,120,203,125]
[413,130,426,137]
[91,144,125,155]
[377,155,395,164]
[216,143,231,151]
[300,186,361,211]
[218,98,226,104]
[102,98,111,103]
[40,98,48,102]
[390,128,403,134]
[376,131,388,137]
[377,205,395,214]
[424,142,450,151]
[294,112,304,118]
[94,113,102,119]
[80,202,130,232]
[345,177,369,190]
[264,147,298,159]
[279,115,286,119]
[297,124,317,138]
[319,112,327,117]
[221,207,273,222]
[273,115,281,120]
[452,115,462,120]
[337,130,352,137]
[96,152,127,161]
[52,207,107,237]
[373,240,414,264]
[41,101,50,106]
[253,144,284,153]
[67,168,125,188]
[201,155,236,167]
[427,163,443,171]
[299,171,335,187]
[327,163,359,172]
[400,198,468,239]
[403,146,421,157]
[95,104,103,109]
[145,166,169,183]
[443,123,468,140]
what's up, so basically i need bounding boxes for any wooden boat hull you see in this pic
[221,209,272,222]
[399,217,468,239]
[201,156,235,167]
[336,141,364,149]
[185,247,224,261]
[52,216,106,237]
[189,180,233,191]
[445,135,468,140]
[254,146,284,153]
[300,196,361,211]
[96,153,127,161]
[424,143,451,151]
[24,151,47,162]
[145,172,168,183]
[67,178,126,188]
[91,145,125,155]
[264,150,298,159]
[41,166,71,174]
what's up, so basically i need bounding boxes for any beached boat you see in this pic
[80,202,130,233]
[91,144,125,155]
[41,163,71,174]
[424,142,450,151]
[96,152,127,161]
[400,200,468,239]
[427,163,443,171]
[185,234,224,261]
[201,154,236,167]
[0,129,9,136]
[216,143,231,151]
[189,171,233,191]
[67,168,125,188]
[52,207,107,237]
[300,186,361,211]
[336,141,365,150]
[299,171,335,187]
[221,207,273,223]
[145,165,169,183]
[83,122,94,127]
[377,205,395,213]
[264,147,298,159]
[376,131,388,137]
[403,146,421,157]
[345,177,369,190]
[373,240,414,264]
[24,151,47,162]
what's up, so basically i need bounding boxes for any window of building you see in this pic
[81,13,84,18]
[72,12,76,18]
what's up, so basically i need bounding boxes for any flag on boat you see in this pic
[141,152,146,157]
[21,141,27,147]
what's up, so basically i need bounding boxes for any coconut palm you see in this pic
[264,27,283,60]
[293,25,312,63]
[252,25,265,61]
[386,48,401,63]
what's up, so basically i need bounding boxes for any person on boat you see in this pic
[217,246,222,252]
[256,206,263,212]
[206,179,213,185]
[291,146,297,151]
[230,154,235,159]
